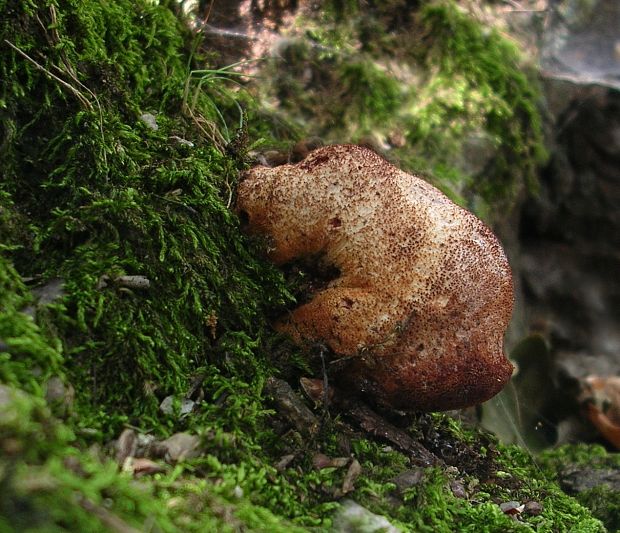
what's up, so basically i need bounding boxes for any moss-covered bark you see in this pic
[0,0,612,531]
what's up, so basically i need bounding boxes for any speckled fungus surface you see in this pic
[237,144,514,411]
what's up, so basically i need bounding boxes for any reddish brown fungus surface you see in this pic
[237,144,514,411]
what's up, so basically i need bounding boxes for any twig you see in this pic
[203,0,215,24]
[77,495,142,533]
[4,39,92,110]
[344,402,438,467]
[43,5,108,168]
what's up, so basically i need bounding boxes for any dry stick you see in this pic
[4,40,92,110]
[204,0,215,23]
[77,495,142,533]
[343,401,439,467]
[50,62,109,168]
[4,36,107,170]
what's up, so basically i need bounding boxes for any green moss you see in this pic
[255,0,547,215]
[0,256,63,395]
[539,444,620,531]
[0,0,293,435]
[412,1,547,205]
[541,444,618,468]
[0,386,309,532]
[576,486,620,532]
[337,60,402,131]
[493,444,605,532]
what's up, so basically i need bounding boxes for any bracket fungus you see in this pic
[237,144,514,411]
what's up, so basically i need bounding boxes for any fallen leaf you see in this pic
[341,459,362,494]
[312,453,349,470]
[115,428,137,465]
[275,453,296,472]
[579,375,620,448]
[122,457,166,477]
[158,432,201,462]
[300,377,334,405]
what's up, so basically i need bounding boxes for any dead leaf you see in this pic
[122,457,166,477]
[579,375,620,448]
[341,459,362,494]
[275,453,296,472]
[158,432,201,462]
[115,429,137,465]
[312,453,348,470]
[300,377,334,405]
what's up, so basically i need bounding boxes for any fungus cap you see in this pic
[237,144,514,411]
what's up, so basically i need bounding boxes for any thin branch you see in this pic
[4,39,92,110]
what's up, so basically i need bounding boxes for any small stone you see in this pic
[115,275,150,290]
[140,113,158,130]
[44,376,74,417]
[450,480,467,499]
[160,396,174,415]
[524,500,543,516]
[333,500,399,533]
[115,428,137,465]
[391,468,425,495]
[160,432,201,462]
[159,396,195,417]
[22,278,65,317]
